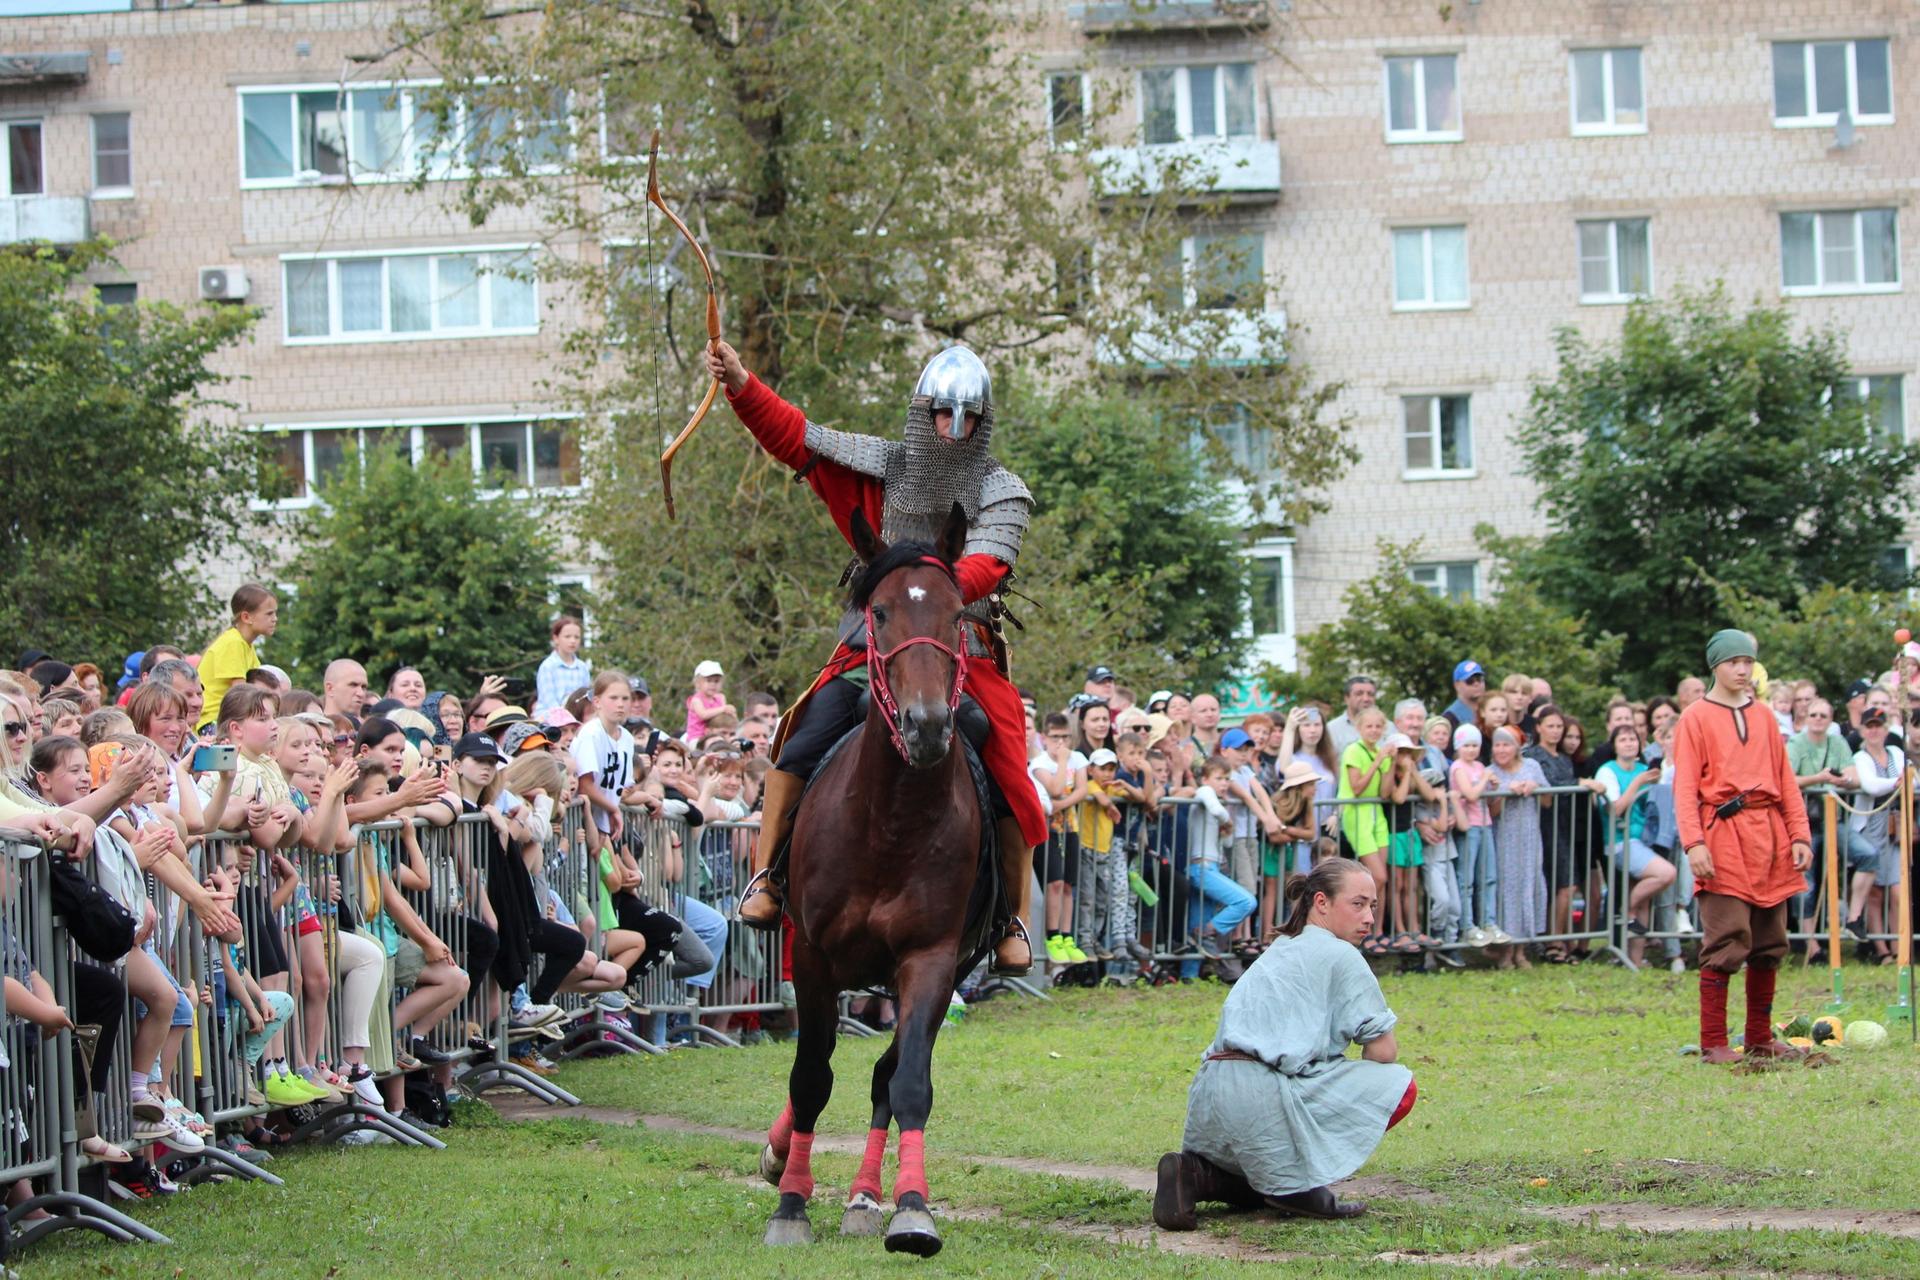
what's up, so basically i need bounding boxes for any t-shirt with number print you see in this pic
[570,718,635,833]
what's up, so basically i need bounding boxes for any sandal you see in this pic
[245,1124,293,1148]
[1413,933,1439,949]
[80,1135,132,1165]
[1362,935,1391,957]
[1390,933,1422,955]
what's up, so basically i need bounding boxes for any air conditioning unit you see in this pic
[199,265,250,302]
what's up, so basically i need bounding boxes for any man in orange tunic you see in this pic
[1672,630,1813,1064]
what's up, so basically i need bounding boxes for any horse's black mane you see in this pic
[847,540,956,609]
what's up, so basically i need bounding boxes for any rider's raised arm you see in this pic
[724,374,813,471]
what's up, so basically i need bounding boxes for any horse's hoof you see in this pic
[884,1206,942,1257]
[759,1142,786,1186]
[764,1192,813,1246]
[840,1192,885,1236]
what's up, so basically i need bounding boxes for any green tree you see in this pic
[1281,543,1624,725]
[358,0,1351,698]
[1712,579,1910,702]
[1501,286,1920,691]
[0,243,265,663]
[276,444,565,692]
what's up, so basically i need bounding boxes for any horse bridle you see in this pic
[863,557,968,762]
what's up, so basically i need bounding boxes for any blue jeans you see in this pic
[676,895,728,992]
[1455,826,1495,930]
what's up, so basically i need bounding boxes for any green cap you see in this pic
[1705,628,1757,669]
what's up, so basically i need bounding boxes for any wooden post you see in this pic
[1889,766,1915,1037]
[1824,790,1846,1014]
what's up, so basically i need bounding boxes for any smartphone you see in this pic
[499,676,532,706]
[191,743,238,773]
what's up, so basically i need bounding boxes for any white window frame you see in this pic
[238,81,574,189]
[1391,224,1470,311]
[278,244,540,345]
[1772,39,1894,128]
[1569,47,1646,136]
[1410,560,1479,600]
[2,119,44,197]
[90,111,132,197]
[1242,542,1296,643]
[1780,209,1901,297]
[1382,54,1462,143]
[1401,393,1475,479]
[549,572,596,645]
[1577,217,1652,304]
[1836,373,1906,443]
[1047,70,1090,150]
[1138,62,1258,145]
[1167,231,1266,312]
[252,414,583,510]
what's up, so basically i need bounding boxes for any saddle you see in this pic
[775,720,1004,986]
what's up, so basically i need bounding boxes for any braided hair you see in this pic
[1276,856,1370,938]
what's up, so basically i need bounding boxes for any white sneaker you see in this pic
[337,1128,396,1146]
[348,1070,385,1109]
[159,1113,204,1153]
[1463,927,1491,947]
[510,1003,564,1028]
[1668,957,1686,973]
[1488,927,1516,945]
[130,1094,166,1123]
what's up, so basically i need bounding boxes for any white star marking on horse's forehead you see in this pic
[908,586,927,601]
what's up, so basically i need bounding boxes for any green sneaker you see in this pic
[1045,935,1069,964]
[263,1071,315,1107]
[1064,939,1090,964]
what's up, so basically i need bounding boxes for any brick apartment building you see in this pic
[1,0,1915,679]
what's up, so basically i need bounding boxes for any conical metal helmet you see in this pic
[913,346,992,442]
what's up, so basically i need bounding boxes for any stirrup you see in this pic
[990,916,1033,976]
[737,868,784,931]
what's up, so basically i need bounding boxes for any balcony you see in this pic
[1096,306,1287,369]
[1090,137,1281,203]
[1078,1,1272,35]
[0,196,90,246]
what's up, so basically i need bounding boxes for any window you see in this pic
[1165,232,1264,311]
[280,247,539,343]
[1402,394,1472,475]
[1773,39,1892,126]
[1411,561,1478,600]
[1139,63,1256,145]
[95,283,136,307]
[1383,54,1461,142]
[1781,209,1899,294]
[1248,555,1291,638]
[1881,546,1913,582]
[4,120,44,196]
[260,418,580,504]
[240,83,572,186]
[1392,225,1469,309]
[1048,71,1087,147]
[1578,218,1651,302]
[91,112,131,193]
[1570,48,1644,134]
[1196,404,1269,473]
[1837,374,1905,443]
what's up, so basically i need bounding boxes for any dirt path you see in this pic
[493,1097,1920,1246]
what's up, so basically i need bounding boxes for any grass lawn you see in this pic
[19,960,1918,1278]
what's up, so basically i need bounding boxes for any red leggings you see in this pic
[1387,1079,1418,1130]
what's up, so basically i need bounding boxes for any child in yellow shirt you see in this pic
[197,584,278,732]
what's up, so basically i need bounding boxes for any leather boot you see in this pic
[991,816,1034,975]
[1263,1185,1368,1219]
[1153,1151,1263,1230]
[739,769,804,931]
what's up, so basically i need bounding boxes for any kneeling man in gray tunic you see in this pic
[1156,857,1417,1228]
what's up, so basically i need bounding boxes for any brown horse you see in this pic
[758,502,989,1257]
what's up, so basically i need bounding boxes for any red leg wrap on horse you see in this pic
[1744,964,1776,1049]
[777,1131,815,1199]
[851,1127,888,1200]
[893,1129,928,1202]
[1699,968,1731,1051]
[1386,1078,1418,1131]
[768,1101,795,1156]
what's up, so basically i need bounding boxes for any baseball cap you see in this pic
[1145,689,1173,712]
[1862,706,1889,728]
[1453,660,1486,683]
[1086,665,1117,684]
[1453,723,1483,748]
[483,704,530,731]
[1220,727,1253,750]
[501,722,552,756]
[1847,678,1875,700]
[694,660,724,678]
[452,732,511,763]
[540,706,581,729]
[1087,747,1118,767]
[628,674,651,697]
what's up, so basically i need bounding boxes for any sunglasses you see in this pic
[333,734,354,746]
[3,722,27,737]
[706,750,743,761]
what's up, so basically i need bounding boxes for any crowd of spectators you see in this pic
[5,593,1914,1218]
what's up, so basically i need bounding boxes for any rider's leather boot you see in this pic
[991,816,1034,975]
[739,769,805,931]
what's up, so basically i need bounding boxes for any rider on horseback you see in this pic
[704,340,1046,974]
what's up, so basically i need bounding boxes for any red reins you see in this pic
[863,557,967,762]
